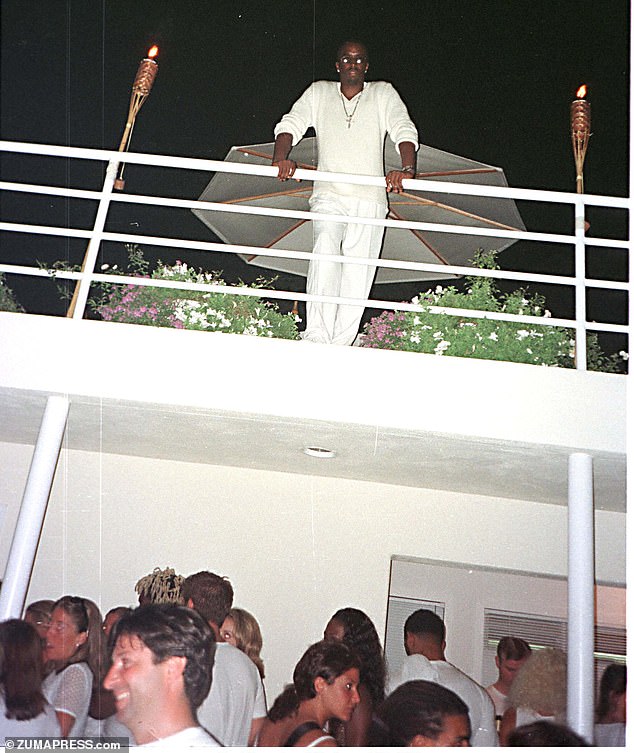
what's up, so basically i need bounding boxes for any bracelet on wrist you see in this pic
[400,165,416,175]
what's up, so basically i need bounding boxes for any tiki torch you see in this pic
[114,45,159,190]
[66,46,159,317]
[571,85,591,194]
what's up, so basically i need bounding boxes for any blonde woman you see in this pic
[499,647,567,745]
[220,607,265,679]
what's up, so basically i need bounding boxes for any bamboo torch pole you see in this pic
[66,46,159,318]
[571,85,591,194]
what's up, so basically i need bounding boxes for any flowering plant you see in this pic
[361,251,627,372]
[89,246,299,340]
[0,274,24,313]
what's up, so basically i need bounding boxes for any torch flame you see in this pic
[576,84,587,99]
[147,45,159,59]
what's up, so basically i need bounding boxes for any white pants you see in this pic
[303,193,386,346]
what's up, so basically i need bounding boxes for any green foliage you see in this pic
[0,274,24,313]
[361,250,627,373]
[90,245,299,340]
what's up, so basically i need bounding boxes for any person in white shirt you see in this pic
[182,571,267,746]
[0,620,60,745]
[42,596,102,738]
[390,608,498,746]
[485,636,532,721]
[104,604,220,747]
[594,663,626,747]
[273,39,418,346]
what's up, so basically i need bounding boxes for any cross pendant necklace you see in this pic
[340,91,362,128]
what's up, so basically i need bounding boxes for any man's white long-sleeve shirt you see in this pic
[274,80,418,205]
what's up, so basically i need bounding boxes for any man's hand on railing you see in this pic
[273,159,299,181]
[385,168,414,193]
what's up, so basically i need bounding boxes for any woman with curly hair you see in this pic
[499,647,567,745]
[220,607,265,679]
[257,639,361,746]
[323,607,386,746]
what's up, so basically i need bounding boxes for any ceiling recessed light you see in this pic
[303,446,336,459]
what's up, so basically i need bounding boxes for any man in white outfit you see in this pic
[390,609,498,747]
[273,40,418,345]
[181,570,267,746]
[104,604,221,747]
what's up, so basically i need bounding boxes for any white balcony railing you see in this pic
[0,139,630,370]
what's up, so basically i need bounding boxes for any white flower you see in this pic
[413,316,421,326]
[619,350,629,361]
[434,340,451,355]
[488,332,498,341]
[411,296,419,305]
[516,329,529,340]
[410,334,421,344]
[433,331,443,339]
[543,309,552,318]
[100,263,110,270]
[526,348,533,354]
[435,285,444,294]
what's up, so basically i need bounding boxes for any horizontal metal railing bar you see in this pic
[0,221,630,292]
[0,264,630,334]
[0,140,631,209]
[1,265,628,336]
[0,179,630,251]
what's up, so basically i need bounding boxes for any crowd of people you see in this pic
[0,566,626,747]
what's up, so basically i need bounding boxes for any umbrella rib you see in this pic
[236,147,317,171]
[388,208,450,264]
[415,168,499,178]
[217,186,312,205]
[393,192,522,231]
[243,219,309,261]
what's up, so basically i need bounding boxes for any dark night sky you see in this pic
[0,0,630,352]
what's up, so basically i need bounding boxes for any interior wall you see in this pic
[0,441,626,702]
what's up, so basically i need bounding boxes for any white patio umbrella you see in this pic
[192,139,525,284]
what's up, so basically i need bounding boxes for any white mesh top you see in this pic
[42,662,93,737]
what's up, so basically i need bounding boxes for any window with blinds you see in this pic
[384,596,445,684]
[482,608,626,693]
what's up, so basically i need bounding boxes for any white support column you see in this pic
[566,452,595,742]
[0,396,69,619]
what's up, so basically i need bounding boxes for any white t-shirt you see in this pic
[196,642,266,746]
[84,713,135,743]
[274,80,418,205]
[391,655,498,747]
[594,722,626,747]
[42,662,93,737]
[0,695,60,744]
[486,684,509,717]
[139,725,221,747]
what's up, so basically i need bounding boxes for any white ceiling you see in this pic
[0,389,625,512]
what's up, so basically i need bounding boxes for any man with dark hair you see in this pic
[390,609,497,746]
[181,571,233,627]
[182,570,266,746]
[273,39,418,346]
[486,637,532,720]
[104,604,220,747]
